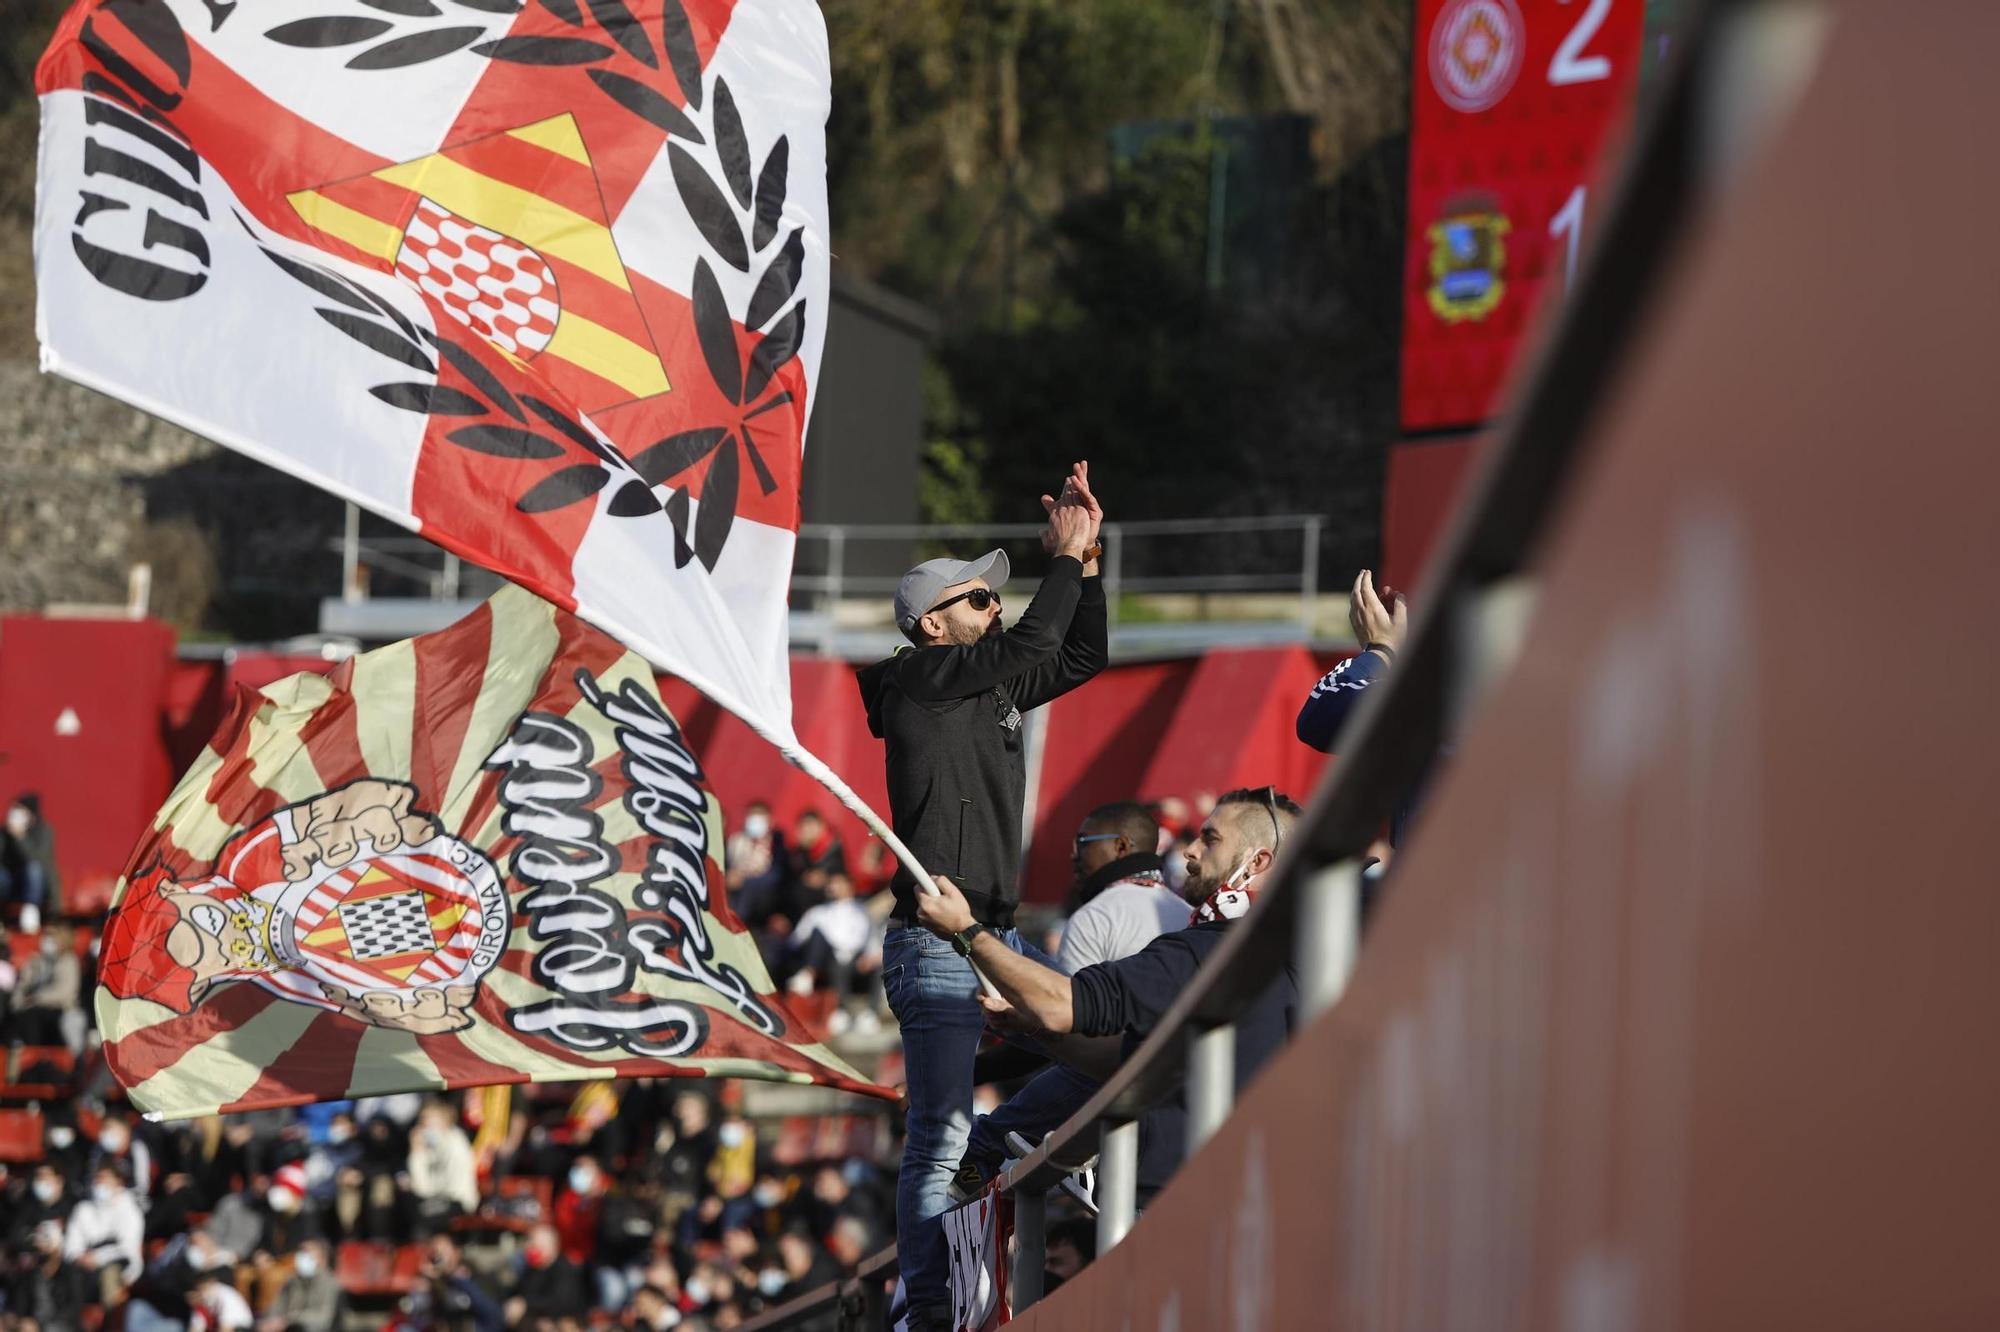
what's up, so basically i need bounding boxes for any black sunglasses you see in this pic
[927,587,1001,616]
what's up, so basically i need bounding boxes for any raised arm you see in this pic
[1298,570,1406,753]
[1010,462,1110,711]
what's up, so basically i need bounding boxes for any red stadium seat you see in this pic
[389,1243,426,1291]
[495,1174,554,1220]
[336,1240,395,1291]
[0,1108,45,1163]
[13,1045,76,1079]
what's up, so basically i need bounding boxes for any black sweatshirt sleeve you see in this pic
[895,557,1087,702]
[1006,573,1108,713]
[1068,932,1203,1039]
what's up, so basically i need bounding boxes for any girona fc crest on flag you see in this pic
[35,0,833,748]
[396,200,561,359]
[95,588,888,1121]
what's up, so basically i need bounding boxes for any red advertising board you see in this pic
[1399,0,1645,431]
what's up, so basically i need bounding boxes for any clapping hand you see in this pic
[1040,461,1102,567]
[1349,569,1408,658]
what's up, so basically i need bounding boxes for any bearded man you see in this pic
[916,787,1303,1210]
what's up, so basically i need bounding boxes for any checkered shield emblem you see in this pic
[338,892,437,960]
[395,197,560,358]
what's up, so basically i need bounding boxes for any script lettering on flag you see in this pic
[95,587,889,1121]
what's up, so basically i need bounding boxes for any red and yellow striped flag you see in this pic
[96,587,886,1120]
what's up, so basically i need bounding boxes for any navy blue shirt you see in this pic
[1070,923,1297,1202]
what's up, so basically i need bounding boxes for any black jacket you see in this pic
[1071,923,1297,1204]
[856,556,1107,924]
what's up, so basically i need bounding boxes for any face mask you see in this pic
[49,1127,75,1150]
[40,938,58,956]
[92,1183,116,1205]
[268,1187,300,1214]
[568,1167,596,1195]
[6,810,29,836]
[683,1278,711,1306]
[294,1253,320,1278]
[743,814,769,839]
[33,1178,59,1204]
[328,1127,353,1145]
[757,1269,787,1296]
[101,1129,128,1154]
[752,1184,782,1208]
[524,1244,553,1269]
[718,1123,747,1149]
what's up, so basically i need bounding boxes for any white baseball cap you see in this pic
[894,549,1010,633]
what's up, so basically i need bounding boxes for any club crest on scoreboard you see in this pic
[1425,201,1510,323]
[1430,0,1527,114]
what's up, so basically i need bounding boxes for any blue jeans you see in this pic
[883,922,1054,1319]
[963,1060,1102,1180]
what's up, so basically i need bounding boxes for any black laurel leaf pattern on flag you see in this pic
[521,394,616,464]
[658,0,704,110]
[370,382,487,415]
[670,145,747,271]
[359,0,441,15]
[629,426,727,486]
[448,425,564,459]
[259,248,376,317]
[472,34,610,64]
[585,69,702,143]
[741,435,778,495]
[517,464,611,512]
[584,0,655,67]
[348,25,486,68]
[317,309,436,373]
[745,228,803,331]
[435,339,526,423]
[752,136,788,251]
[690,259,742,405]
[537,0,584,24]
[336,275,424,345]
[693,436,739,570]
[449,0,523,11]
[266,17,394,46]
[742,299,804,403]
[712,79,752,208]
[607,478,664,516]
[665,486,694,567]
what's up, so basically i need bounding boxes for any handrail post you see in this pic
[1011,1185,1046,1312]
[1095,1118,1139,1253]
[341,502,361,604]
[1185,1021,1236,1153]
[1103,522,1123,633]
[1296,860,1361,1021]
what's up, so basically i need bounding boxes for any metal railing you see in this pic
[736,0,1719,1320]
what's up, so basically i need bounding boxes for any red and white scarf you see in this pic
[1189,879,1257,925]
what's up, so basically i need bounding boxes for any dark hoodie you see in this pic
[856,555,1107,925]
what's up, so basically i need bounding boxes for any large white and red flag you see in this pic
[34,0,827,745]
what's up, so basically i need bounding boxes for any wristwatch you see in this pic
[950,922,988,957]
[1082,541,1104,564]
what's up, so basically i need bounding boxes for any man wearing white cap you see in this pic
[856,461,1105,1331]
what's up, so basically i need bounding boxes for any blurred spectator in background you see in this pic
[555,1153,606,1269]
[66,1159,145,1299]
[725,801,788,930]
[11,922,81,1047]
[408,1100,478,1234]
[414,1234,502,1332]
[787,810,846,907]
[508,1222,587,1325]
[1,794,60,932]
[783,872,872,1000]
[625,1283,681,1331]
[776,1225,837,1298]
[256,1238,338,1332]
[1042,1216,1095,1293]
[93,1111,153,1195]
[188,1267,254,1332]
[10,1217,95,1332]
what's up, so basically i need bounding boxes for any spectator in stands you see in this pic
[11,923,80,1048]
[407,1100,478,1233]
[1,794,60,932]
[256,1239,339,1332]
[259,1163,321,1255]
[189,1267,255,1332]
[7,1218,94,1332]
[784,871,872,998]
[1042,1216,1096,1292]
[951,802,1182,1197]
[198,1181,267,1269]
[66,1159,145,1298]
[554,1154,606,1268]
[1296,569,1406,755]
[824,1214,872,1269]
[917,787,1303,1210]
[414,1234,503,1332]
[775,1225,837,1297]
[93,1111,153,1194]
[856,465,1105,1332]
[787,810,845,904]
[625,1283,681,1331]
[11,1161,74,1246]
[508,1222,588,1325]
[724,801,788,930]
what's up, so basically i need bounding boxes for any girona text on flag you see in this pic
[95,587,889,1121]
[34,0,830,745]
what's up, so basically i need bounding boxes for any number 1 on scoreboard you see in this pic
[1550,184,1587,293]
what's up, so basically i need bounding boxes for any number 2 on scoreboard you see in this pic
[1549,0,1615,85]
